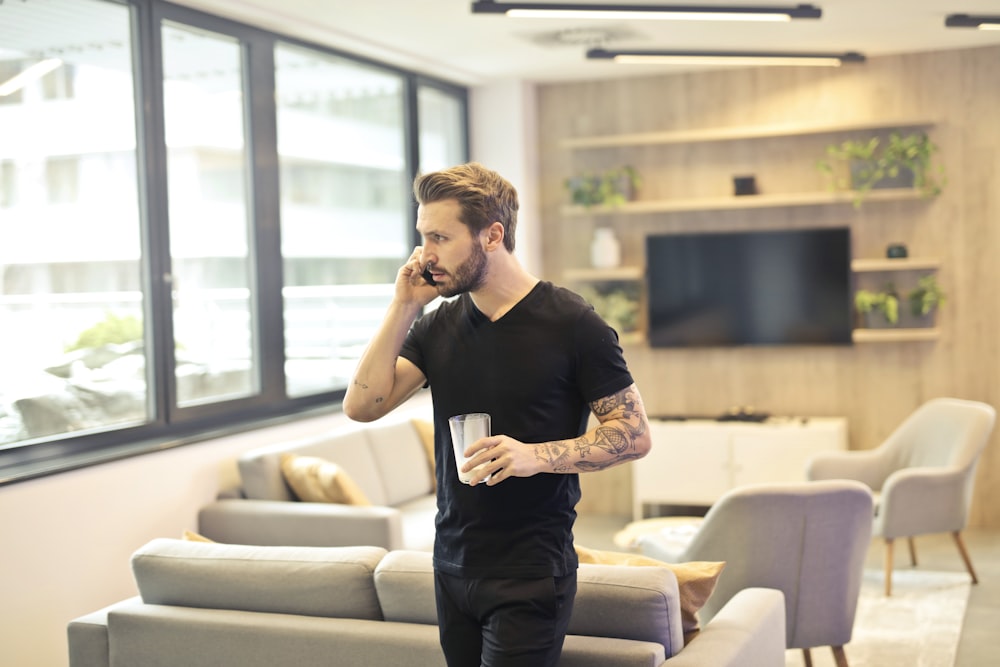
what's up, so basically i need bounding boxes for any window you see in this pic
[161,22,257,406]
[0,0,467,474]
[0,0,147,445]
[418,82,468,173]
[275,44,409,397]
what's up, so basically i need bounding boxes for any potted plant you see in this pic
[577,284,640,335]
[566,165,641,208]
[855,285,900,327]
[817,130,945,208]
[908,274,946,320]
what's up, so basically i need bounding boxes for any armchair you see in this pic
[633,480,873,667]
[807,397,996,595]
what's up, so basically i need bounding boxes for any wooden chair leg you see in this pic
[907,536,918,566]
[884,538,894,596]
[832,645,849,667]
[952,531,979,584]
[802,647,813,667]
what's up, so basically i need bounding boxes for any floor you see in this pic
[573,514,1000,666]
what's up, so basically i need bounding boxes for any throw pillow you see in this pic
[280,454,371,505]
[411,418,436,491]
[575,544,725,642]
[181,530,214,542]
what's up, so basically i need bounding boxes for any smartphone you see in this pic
[421,265,437,286]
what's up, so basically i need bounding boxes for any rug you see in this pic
[784,568,972,667]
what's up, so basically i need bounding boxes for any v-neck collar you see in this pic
[466,280,544,324]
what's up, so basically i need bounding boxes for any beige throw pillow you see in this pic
[411,418,436,491]
[575,544,725,642]
[280,454,371,505]
[182,530,214,542]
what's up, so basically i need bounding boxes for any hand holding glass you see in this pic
[448,413,491,484]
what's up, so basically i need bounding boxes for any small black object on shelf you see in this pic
[733,175,758,196]
[886,243,908,259]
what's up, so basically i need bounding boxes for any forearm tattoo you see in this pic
[535,385,647,473]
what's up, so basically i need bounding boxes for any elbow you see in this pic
[634,429,652,459]
[342,396,377,423]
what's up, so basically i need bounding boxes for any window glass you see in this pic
[0,0,147,445]
[274,44,409,397]
[418,85,467,172]
[161,21,257,406]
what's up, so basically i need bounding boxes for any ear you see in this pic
[484,222,505,251]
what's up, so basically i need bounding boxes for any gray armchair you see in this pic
[634,480,873,667]
[807,397,996,595]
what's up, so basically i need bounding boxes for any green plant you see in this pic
[908,274,946,317]
[577,284,639,333]
[817,130,945,208]
[565,165,641,208]
[855,286,899,325]
[66,312,143,352]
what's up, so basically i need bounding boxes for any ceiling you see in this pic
[175,0,1000,85]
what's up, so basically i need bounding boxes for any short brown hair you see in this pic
[413,162,518,252]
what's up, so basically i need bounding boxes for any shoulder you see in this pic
[529,281,594,318]
[413,295,469,327]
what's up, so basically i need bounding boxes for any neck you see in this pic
[469,253,539,322]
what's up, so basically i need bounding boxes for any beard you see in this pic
[437,238,488,298]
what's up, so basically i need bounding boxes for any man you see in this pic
[343,162,650,667]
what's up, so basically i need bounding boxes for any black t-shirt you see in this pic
[400,281,634,578]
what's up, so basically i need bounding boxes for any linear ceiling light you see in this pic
[0,59,63,97]
[586,48,864,67]
[471,2,822,22]
[945,14,1000,30]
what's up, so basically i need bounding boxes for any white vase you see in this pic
[591,228,621,269]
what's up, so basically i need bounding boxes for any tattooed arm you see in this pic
[343,247,433,423]
[462,383,652,486]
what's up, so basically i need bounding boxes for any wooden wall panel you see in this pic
[538,46,1000,526]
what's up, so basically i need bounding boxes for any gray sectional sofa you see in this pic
[68,538,786,667]
[198,416,437,551]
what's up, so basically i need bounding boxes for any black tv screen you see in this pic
[646,227,853,347]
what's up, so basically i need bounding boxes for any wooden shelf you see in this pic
[852,328,940,343]
[559,118,937,150]
[852,258,941,272]
[618,331,645,346]
[561,188,924,217]
[563,266,644,282]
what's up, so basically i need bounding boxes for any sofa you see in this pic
[198,415,437,551]
[67,538,786,667]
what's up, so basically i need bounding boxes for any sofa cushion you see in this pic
[366,420,435,506]
[239,428,389,505]
[374,550,438,624]
[374,550,686,659]
[573,563,685,659]
[131,538,386,620]
[280,454,372,505]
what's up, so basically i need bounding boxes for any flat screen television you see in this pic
[646,227,853,348]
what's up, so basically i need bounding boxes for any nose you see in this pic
[420,248,435,269]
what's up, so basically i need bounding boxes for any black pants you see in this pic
[434,570,577,667]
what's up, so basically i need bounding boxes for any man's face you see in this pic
[416,199,489,298]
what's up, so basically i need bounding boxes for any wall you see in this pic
[538,45,1000,526]
[470,79,542,274]
[0,395,430,667]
